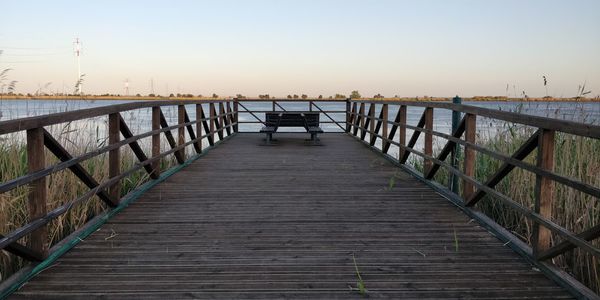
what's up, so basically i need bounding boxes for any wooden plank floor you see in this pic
[11,133,572,299]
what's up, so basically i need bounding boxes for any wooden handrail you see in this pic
[1,98,598,296]
[345,98,599,297]
[0,100,238,263]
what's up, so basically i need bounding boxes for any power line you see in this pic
[0,46,71,50]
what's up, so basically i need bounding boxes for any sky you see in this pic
[1,0,599,98]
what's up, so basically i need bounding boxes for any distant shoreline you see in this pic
[0,95,598,102]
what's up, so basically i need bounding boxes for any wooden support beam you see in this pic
[381,104,388,151]
[183,109,201,154]
[225,102,233,135]
[370,108,384,146]
[0,234,44,261]
[353,103,362,136]
[118,115,159,180]
[425,116,466,180]
[233,101,239,133]
[108,113,121,205]
[382,106,402,154]
[360,104,373,141]
[200,106,214,146]
[533,129,555,258]
[42,129,117,205]
[465,130,540,206]
[209,103,215,142]
[26,127,48,256]
[369,103,375,143]
[178,105,186,160]
[398,105,407,159]
[345,100,351,132]
[538,223,600,261]
[424,107,434,175]
[215,103,224,140]
[152,106,161,177]
[399,109,427,164]
[219,102,225,135]
[159,110,185,164]
[358,103,365,137]
[195,104,203,152]
[462,113,477,200]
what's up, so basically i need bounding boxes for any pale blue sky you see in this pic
[1,0,599,97]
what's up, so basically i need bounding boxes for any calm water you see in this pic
[1,99,598,157]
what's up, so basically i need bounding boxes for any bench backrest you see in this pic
[265,112,320,127]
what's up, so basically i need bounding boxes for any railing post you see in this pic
[26,127,48,256]
[196,104,204,150]
[533,129,555,258]
[463,113,476,200]
[450,96,462,193]
[369,103,375,142]
[382,103,388,150]
[399,105,407,162]
[178,105,186,161]
[424,107,433,174]
[233,99,239,133]
[309,100,313,112]
[359,103,365,138]
[219,102,225,133]
[152,107,161,177]
[209,103,215,143]
[345,99,351,133]
[108,113,120,204]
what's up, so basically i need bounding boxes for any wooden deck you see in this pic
[11,133,572,299]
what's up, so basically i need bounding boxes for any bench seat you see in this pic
[262,112,322,144]
[260,126,276,133]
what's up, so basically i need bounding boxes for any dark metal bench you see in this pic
[260,111,323,144]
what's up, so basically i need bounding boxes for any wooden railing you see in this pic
[1,98,599,297]
[345,97,600,298]
[0,100,237,262]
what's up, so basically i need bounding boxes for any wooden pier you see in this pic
[1,99,599,299]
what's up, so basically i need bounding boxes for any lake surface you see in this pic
[1,99,598,121]
[1,99,598,158]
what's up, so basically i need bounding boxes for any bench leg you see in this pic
[266,133,273,144]
[311,133,319,145]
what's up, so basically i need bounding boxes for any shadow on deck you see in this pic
[11,133,572,299]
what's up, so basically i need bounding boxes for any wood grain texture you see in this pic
[463,113,476,200]
[533,129,555,257]
[108,113,121,205]
[10,133,571,299]
[26,127,48,256]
